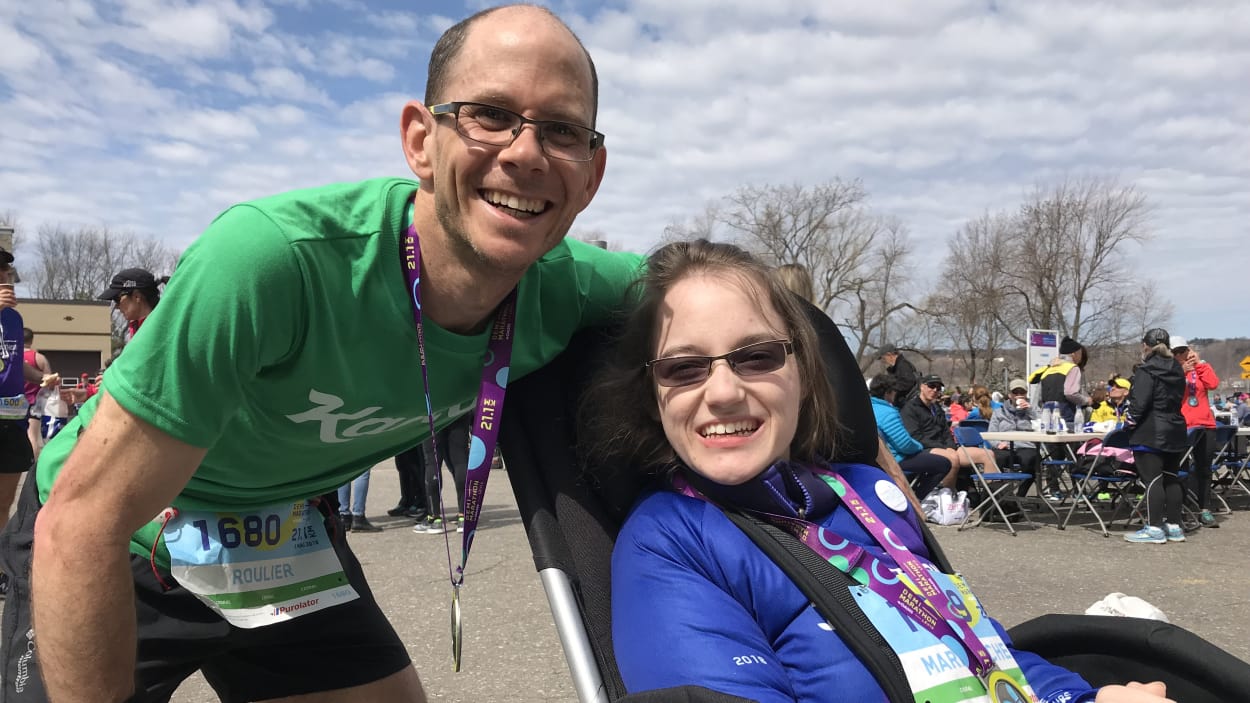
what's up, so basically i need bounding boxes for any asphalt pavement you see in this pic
[167,463,1250,702]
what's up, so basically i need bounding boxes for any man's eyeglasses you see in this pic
[646,339,794,388]
[1009,389,1028,396]
[430,102,604,162]
[924,383,943,391]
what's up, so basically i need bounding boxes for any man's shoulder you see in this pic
[532,237,644,269]
[242,177,416,210]
[219,177,417,242]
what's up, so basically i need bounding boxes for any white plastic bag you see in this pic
[921,487,947,523]
[1085,592,1169,622]
[921,487,968,525]
[942,490,969,525]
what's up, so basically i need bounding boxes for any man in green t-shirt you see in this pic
[0,5,641,702]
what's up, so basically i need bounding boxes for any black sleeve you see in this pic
[800,298,879,465]
[1124,368,1153,426]
[894,356,919,396]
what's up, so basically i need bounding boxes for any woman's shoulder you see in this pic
[618,489,727,549]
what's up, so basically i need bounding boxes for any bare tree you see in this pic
[720,181,877,312]
[934,177,1160,355]
[661,203,721,244]
[30,224,179,300]
[841,219,924,370]
[999,177,1152,345]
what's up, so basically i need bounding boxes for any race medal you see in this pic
[164,500,359,629]
[451,585,464,672]
[1188,396,1199,407]
[986,670,1033,703]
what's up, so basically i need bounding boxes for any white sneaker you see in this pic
[1164,523,1185,542]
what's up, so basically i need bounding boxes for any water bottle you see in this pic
[1072,407,1085,433]
[1041,402,1056,434]
[42,391,68,441]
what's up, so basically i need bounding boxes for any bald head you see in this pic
[424,4,599,125]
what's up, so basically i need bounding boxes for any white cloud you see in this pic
[144,140,212,164]
[1,0,1246,336]
[252,67,333,105]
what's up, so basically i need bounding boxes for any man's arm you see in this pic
[1064,368,1090,407]
[33,392,205,703]
[1195,361,1219,390]
[22,362,42,383]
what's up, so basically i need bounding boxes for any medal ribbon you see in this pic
[672,463,1000,682]
[402,198,516,669]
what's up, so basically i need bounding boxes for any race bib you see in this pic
[847,569,1037,702]
[163,500,359,629]
[0,394,29,419]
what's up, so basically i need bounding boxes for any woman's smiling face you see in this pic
[651,273,801,485]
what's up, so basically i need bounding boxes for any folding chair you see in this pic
[957,418,989,432]
[1059,428,1141,537]
[1210,425,1249,502]
[1038,446,1076,503]
[953,426,1056,534]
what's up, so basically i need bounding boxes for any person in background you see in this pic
[414,413,470,534]
[964,384,994,422]
[0,250,59,595]
[1090,376,1132,424]
[988,379,1042,497]
[337,468,382,533]
[774,262,815,304]
[1170,335,1220,528]
[869,373,957,497]
[947,393,969,425]
[1088,386,1111,421]
[901,374,995,477]
[1030,336,1091,428]
[96,267,170,345]
[22,327,52,459]
[388,445,428,520]
[877,343,919,408]
[1123,329,1188,545]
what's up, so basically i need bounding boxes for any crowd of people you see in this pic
[869,331,1239,543]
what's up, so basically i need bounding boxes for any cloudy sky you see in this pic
[2,0,1247,337]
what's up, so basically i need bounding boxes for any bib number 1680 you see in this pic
[192,515,283,550]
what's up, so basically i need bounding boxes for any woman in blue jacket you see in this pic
[868,373,957,499]
[590,239,1171,703]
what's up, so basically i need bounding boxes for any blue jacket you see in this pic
[871,396,923,462]
[612,462,1097,703]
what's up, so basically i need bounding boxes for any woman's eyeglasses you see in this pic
[646,339,793,388]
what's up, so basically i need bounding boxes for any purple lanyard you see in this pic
[402,200,516,669]
[673,465,1000,681]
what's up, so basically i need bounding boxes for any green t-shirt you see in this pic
[37,177,643,559]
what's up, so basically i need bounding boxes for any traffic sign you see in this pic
[1241,355,1250,372]
[1243,370,1250,380]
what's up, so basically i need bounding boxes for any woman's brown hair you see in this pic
[582,240,841,473]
